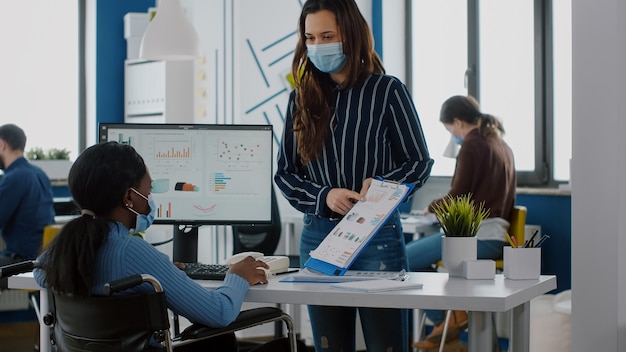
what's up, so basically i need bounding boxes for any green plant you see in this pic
[26,147,71,160]
[432,193,490,237]
[26,147,46,160]
[47,148,71,160]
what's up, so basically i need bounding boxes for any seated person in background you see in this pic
[33,141,288,351]
[0,123,55,289]
[406,95,516,350]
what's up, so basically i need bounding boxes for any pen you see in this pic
[511,235,519,248]
[274,269,301,276]
[525,229,540,248]
[535,234,550,247]
[505,233,517,248]
[394,269,408,281]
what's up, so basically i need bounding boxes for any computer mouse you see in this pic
[258,267,271,282]
[224,251,264,265]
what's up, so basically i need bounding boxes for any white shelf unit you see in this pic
[124,59,194,123]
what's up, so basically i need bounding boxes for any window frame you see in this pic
[407,0,563,188]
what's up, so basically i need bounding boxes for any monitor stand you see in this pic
[172,224,199,263]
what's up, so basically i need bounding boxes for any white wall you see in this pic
[571,0,626,351]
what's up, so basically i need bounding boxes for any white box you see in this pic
[463,260,495,280]
[503,247,541,280]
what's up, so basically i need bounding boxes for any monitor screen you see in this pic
[98,123,274,226]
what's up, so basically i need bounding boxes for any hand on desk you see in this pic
[228,257,270,285]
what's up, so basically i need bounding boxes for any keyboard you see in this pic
[180,262,229,280]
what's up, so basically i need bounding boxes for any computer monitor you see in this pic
[399,176,451,214]
[98,123,274,262]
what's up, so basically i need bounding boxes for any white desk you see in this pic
[9,272,556,352]
[201,273,556,352]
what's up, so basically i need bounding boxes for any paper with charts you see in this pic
[308,179,413,271]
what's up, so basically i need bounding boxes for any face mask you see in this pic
[127,188,156,233]
[452,134,464,145]
[306,42,347,73]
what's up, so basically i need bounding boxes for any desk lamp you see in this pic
[139,0,199,61]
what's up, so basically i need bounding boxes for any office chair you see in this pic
[420,205,528,352]
[1,261,299,352]
[232,186,281,256]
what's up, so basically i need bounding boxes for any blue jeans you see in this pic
[300,212,409,352]
[405,234,505,324]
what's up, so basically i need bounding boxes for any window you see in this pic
[552,1,572,182]
[410,0,571,186]
[411,0,467,176]
[0,1,79,161]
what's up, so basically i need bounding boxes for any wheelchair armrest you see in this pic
[176,307,284,341]
[0,260,36,279]
[104,274,163,295]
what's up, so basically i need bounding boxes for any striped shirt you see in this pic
[275,73,434,216]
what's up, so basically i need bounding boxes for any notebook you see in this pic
[330,279,423,292]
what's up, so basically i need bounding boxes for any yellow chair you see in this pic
[496,205,527,269]
[42,224,63,249]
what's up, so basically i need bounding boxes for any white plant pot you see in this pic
[442,236,477,277]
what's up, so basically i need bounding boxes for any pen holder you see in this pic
[503,247,541,280]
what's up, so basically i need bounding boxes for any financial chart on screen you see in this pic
[99,123,273,225]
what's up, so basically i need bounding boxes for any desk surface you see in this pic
[8,271,555,312]
[198,272,555,312]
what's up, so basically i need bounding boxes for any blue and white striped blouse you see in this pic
[275,73,434,216]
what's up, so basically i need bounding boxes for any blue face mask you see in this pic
[306,42,347,73]
[128,188,156,233]
[452,134,464,145]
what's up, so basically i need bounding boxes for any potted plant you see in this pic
[432,193,490,276]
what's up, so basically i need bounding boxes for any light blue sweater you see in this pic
[34,222,249,327]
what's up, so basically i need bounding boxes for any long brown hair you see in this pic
[292,0,384,164]
[439,95,505,138]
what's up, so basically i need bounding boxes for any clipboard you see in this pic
[304,178,415,276]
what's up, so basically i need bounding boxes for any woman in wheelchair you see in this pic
[33,141,273,351]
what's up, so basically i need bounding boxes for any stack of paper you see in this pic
[330,279,423,292]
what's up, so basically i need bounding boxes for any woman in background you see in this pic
[274,0,433,350]
[406,95,516,350]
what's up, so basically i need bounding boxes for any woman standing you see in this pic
[274,0,433,350]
